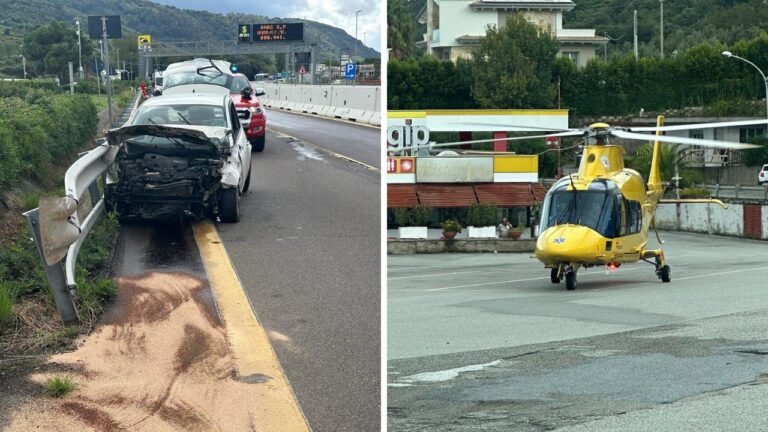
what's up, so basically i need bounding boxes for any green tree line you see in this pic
[389,31,768,119]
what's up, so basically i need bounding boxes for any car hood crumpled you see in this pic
[106,124,228,148]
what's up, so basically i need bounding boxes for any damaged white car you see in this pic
[105,91,252,222]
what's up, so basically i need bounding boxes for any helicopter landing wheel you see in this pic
[551,267,561,283]
[565,271,577,290]
[659,265,671,283]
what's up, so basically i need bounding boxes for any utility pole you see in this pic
[101,16,113,128]
[660,0,664,59]
[354,9,362,86]
[633,10,638,61]
[75,17,83,79]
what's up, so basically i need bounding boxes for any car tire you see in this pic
[242,167,252,193]
[219,188,240,223]
[251,135,265,152]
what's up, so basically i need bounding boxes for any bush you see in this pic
[410,205,432,226]
[440,219,463,233]
[467,203,498,226]
[679,187,711,198]
[0,284,14,326]
[0,84,97,188]
[392,208,411,227]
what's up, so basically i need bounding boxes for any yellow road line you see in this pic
[192,220,310,431]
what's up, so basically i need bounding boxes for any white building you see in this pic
[417,0,608,67]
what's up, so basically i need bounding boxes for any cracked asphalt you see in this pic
[388,232,768,431]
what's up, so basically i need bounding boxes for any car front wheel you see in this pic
[219,188,240,223]
[251,135,265,152]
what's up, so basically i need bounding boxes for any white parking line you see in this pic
[388,270,486,281]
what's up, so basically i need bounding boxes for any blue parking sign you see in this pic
[345,63,356,80]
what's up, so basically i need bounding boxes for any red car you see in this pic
[229,73,267,152]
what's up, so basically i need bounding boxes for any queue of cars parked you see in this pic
[106,58,264,223]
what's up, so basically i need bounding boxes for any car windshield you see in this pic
[163,70,232,90]
[132,104,228,128]
[229,76,250,93]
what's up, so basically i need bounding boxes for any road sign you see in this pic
[137,34,151,47]
[238,24,252,42]
[345,63,356,80]
[297,64,307,75]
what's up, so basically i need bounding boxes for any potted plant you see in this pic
[440,219,462,240]
[509,224,525,240]
[467,203,498,238]
[396,205,431,239]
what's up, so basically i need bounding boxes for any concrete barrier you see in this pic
[656,202,767,240]
[257,83,380,126]
[388,239,535,254]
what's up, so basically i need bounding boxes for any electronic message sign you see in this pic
[252,23,304,42]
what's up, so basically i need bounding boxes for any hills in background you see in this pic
[0,0,380,59]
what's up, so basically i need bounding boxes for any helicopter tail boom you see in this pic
[647,115,665,195]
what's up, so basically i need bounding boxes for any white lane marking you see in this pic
[268,127,378,172]
[388,270,486,281]
[674,267,768,281]
[389,360,502,387]
[391,267,644,292]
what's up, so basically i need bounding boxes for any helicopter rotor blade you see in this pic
[399,130,585,151]
[455,121,577,133]
[610,130,759,149]
[630,119,768,132]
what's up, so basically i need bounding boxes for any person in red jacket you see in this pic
[139,81,147,97]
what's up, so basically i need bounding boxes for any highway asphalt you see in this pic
[388,232,768,431]
[215,125,380,431]
[265,107,380,169]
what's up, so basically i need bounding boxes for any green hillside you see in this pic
[563,0,768,57]
[0,0,379,70]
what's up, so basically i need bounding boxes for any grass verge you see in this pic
[44,375,77,397]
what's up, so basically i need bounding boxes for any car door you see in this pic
[228,99,252,191]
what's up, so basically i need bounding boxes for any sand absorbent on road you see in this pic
[5,272,286,431]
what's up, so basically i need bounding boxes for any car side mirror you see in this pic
[240,87,253,100]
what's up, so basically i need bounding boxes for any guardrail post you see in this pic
[714,184,720,197]
[24,209,79,324]
[735,184,741,199]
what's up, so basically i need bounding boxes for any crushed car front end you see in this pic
[105,124,232,220]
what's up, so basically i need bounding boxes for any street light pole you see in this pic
[722,51,768,119]
[354,9,362,62]
[75,17,83,79]
[354,9,362,86]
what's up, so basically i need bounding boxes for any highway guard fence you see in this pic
[22,92,141,323]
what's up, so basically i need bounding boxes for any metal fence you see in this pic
[702,184,768,201]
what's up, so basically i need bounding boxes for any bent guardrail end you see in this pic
[38,196,81,266]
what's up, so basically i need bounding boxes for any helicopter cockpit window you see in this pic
[540,179,640,238]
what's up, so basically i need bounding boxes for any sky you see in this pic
[150,0,382,51]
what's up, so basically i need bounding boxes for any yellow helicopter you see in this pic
[397,115,765,290]
[534,116,762,289]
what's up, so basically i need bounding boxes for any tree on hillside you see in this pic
[471,14,559,108]
[23,21,91,81]
[388,0,416,60]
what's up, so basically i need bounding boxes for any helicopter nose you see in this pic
[535,225,606,263]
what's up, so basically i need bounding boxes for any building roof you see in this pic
[470,0,576,11]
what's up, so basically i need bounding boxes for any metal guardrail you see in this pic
[702,184,768,201]
[23,92,141,323]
